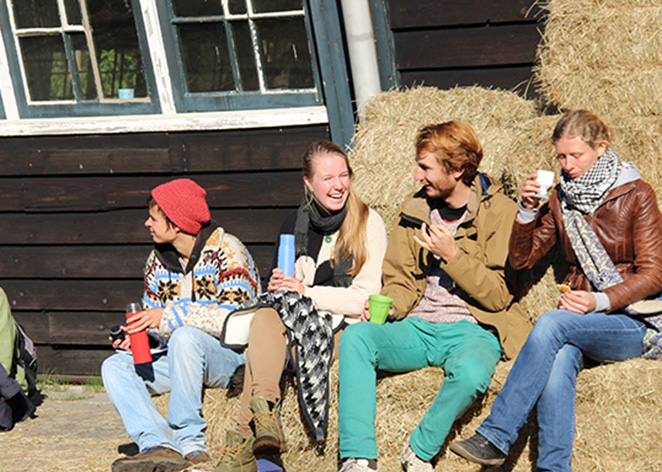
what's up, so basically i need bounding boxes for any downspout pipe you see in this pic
[339,0,382,119]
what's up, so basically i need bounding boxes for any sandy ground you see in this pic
[0,385,130,472]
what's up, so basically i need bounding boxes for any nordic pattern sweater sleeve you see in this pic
[144,229,260,339]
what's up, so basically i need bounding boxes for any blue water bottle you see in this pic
[278,234,295,277]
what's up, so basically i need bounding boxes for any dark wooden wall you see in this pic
[0,125,329,378]
[388,0,545,98]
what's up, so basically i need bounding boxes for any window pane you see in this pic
[87,0,147,98]
[64,0,82,25]
[256,17,313,89]
[252,0,302,13]
[228,0,246,14]
[12,0,60,28]
[178,23,234,93]
[232,22,258,91]
[71,33,97,99]
[172,0,221,17]
[20,36,74,101]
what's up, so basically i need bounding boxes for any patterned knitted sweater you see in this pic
[142,222,260,342]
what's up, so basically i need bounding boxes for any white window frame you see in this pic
[0,0,328,136]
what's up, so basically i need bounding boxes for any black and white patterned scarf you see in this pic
[558,147,622,214]
[237,290,335,443]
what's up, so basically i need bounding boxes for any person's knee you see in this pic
[339,323,376,362]
[101,353,131,388]
[169,326,206,364]
[251,307,280,326]
[529,310,568,342]
[169,325,200,347]
[446,357,495,394]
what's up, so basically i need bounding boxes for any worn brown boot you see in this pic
[213,430,257,472]
[111,446,187,472]
[249,395,286,455]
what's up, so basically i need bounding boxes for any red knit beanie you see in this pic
[151,179,210,234]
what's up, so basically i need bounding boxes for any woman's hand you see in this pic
[268,268,285,291]
[413,223,458,262]
[559,290,597,314]
[520,172,545,210]
[277,276,305,294]
[126,308,164,333]
[269,267,304,293]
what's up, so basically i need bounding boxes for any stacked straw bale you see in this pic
[150,359,662,471]
[535,0,662,120]
[350,86,539,230]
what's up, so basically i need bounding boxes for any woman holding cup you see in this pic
[450,110,662,471]
[215,141,387,471]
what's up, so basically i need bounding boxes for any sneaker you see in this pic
[111,446,188,472]
[185,450,212,465]
[400,442,433,472]
[449,433,506,466]
[213,430,257,472]
[339,458,382,472]
[249,395,286,454]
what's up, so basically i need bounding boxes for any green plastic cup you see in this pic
[368,294,393,324]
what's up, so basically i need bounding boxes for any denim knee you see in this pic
[527,310,568,344]
[101,352,133,390]
[168,326,205,357]
[169,326,199,347]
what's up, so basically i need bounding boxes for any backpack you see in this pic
[14,321,38,397]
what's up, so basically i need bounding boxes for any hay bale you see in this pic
[149,358,662,471]
[350,86,539,231]
[535,0,662,119]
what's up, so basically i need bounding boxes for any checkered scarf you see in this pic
[558,147,622,214]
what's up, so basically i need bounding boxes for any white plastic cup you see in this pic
[278,234,295,277]
[535,170,555,198]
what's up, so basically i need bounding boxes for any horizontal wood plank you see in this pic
[1,208,293,245]
[389,0,544,29]
[31,344,115,376]
[394,23,541,69]
[172,125,329,172]
[14,311,126,345]
[0,125,328,176]
[1,279,145,311]
[0,244,274,280]
[400,66,538,98]
[0,172,303,212]
[0,133,173,176]
[0,245,146,278]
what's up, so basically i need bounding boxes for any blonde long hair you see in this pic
[302,141,370,277]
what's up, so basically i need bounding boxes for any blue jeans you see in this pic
[338,317,501,461]
[101,326,245,455]
[477,310,646,472]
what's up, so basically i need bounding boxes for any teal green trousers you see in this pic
[338,317,501,461]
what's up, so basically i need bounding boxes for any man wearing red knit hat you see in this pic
[102,178,261,472]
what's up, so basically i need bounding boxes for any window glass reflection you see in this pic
[20,36,74,101]
[256,17,313,89]
[178,23,235,92]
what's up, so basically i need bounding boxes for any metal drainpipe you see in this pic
[339,0,382,120]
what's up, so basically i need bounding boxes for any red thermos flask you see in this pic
[125,303,152,364]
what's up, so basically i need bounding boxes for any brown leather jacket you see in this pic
[510,179,662,311]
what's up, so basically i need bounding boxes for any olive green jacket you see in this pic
[381,173,531,360]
